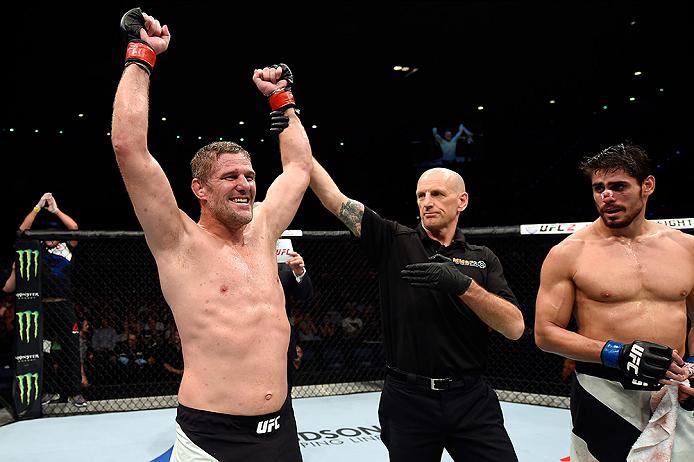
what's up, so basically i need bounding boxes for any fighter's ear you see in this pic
[642,175,655,196]
[192,178,206,200]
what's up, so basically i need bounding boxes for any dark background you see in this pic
[2,1,690,267]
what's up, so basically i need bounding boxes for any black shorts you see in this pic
[173,397,302,462]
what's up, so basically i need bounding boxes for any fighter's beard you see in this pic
[600,204,642,229]
[210,200,253,229]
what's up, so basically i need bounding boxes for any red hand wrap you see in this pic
[268,90,295,111]
[125,42,156,71]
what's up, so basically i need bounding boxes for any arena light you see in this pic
[339,142,344,146]
[602,105,608,110]
[401,66,410,72]
[78,113,84,118]
[219,137,223,141]
[176,135,180,139]
[240,138,244,142]
[59,130,63,134]
[260,138,264,143]
[34,129,39,133]
[9,128,14,132]
[161,117,167,121]
[107,132,110,136]
[239,121,245,125]
[633,71,642,76]
[198,136,202,140]
[477,105,484,111]
[549,99,556,104]
[659,88,664,92]
[311,124,318,129]
[628,96,636,102]
[393,65,402,71]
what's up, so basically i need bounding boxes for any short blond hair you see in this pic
[190,141,251,184]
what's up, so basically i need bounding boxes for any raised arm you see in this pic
[111,9,183,253]
[44,194,79,248]
[19,193,50,232]
[310,158,364,237]
[2,262,16,294]
[432,127,443,145]
[534,243,604,361]
[252,65,312,239]
[450,123,465,141]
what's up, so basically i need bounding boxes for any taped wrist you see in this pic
[125,42,156,74]
[268,89,295,112]
[601,340,623,369]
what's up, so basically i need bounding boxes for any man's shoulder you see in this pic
[545,232,588,265]
[364,207,416,235]
[655,223,694,250]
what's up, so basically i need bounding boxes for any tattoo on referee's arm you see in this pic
[339,200,364,237]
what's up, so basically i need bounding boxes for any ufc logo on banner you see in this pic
[256,416,280,434]
[626,344,644,375]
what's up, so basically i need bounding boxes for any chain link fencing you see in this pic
[8,228,606,417]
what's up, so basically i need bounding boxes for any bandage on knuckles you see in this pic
[601,340,673,382]
[121,7,156,74]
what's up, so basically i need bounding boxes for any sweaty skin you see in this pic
[155,193,291,415]
[545,223,693,354]
[112,22,312,415]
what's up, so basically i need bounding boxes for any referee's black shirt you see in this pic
[360,207,519,377]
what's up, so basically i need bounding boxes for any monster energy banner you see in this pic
[13,240,43,419]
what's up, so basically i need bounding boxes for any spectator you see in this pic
[79,319,92,390]
[161,329,184,380]
[278,250,314,388]
[142,315,164,352]
[4,193,87,407]
[92,317,119,353]
[417,122,474,168]
[115,333,156,381]
[341,303,364,339]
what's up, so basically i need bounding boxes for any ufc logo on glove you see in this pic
[626,343,644,375]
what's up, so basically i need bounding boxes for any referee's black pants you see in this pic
[378,374,518,462]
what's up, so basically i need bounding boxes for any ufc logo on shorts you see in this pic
[256,416,280,434]
[627,344,644,375]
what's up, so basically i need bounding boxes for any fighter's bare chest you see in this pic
[573,241,692,301]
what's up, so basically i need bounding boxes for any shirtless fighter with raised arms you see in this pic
[111,8,312,461]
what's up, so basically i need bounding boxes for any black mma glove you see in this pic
[269,110,289,135]
[600,340,673,382]
[400,254,472,295]
[120,7,156,74]
[268,63,296,112]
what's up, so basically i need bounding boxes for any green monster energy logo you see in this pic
[16,250,39,281]
[17,372,39,405]
[16,311,40,343]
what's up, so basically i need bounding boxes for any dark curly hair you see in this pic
[579,143,652,183]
